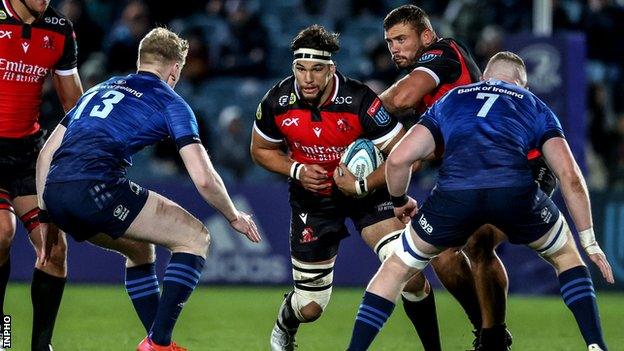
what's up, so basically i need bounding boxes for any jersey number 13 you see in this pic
[73,90,126,120]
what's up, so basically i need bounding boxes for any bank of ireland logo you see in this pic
[201,196,288,283]
[604,202,624,281]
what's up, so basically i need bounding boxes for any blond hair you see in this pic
[138,27,189,66]
[483,51,527,86]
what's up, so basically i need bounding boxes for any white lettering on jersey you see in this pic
[281,117,299,127]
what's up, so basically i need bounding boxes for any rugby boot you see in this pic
[270,292,299,351]
[588,344,604,351]
[472,326,512,351]
[270,322,297,351]
[137,337,188,351]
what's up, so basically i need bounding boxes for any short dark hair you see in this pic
[290,24,340,53]
[383,5,432,34]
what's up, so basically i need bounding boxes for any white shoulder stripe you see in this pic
[414,67,440,87]
[371,122,402,146]
[253,122,283,143]
[55,67,79,76]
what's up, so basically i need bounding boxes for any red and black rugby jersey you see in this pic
[411,38,481,113]
[254,72,402,178]
[0,0,77,138]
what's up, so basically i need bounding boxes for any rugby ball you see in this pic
[340,139,384,180]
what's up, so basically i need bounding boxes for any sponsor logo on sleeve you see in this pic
[367,98,390,126]
[278,95,289,106]
[255,103,262,120]
[417,49,443,63]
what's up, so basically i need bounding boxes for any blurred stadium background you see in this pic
[6,0,624,349]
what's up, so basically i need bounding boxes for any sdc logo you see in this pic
[44,17,66,25]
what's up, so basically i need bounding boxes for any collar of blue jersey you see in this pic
[137,71,161,80]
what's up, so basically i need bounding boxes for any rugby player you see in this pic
[347,51,614,351]
[378,5,555,349]
[251,25,438,351]
[35,27,260,351]
[0,0,83,349]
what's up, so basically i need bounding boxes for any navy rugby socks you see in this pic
[150,253,205,346]
[31,268,65,351]
[402,290,442,351]
[125,263,160,332]
[558,266,607,350]
[0,257,10,315]
[348,291,395,350]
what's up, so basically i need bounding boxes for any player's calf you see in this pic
[374,230,441,351]
[348,228,437,350]
[529,216,608,350]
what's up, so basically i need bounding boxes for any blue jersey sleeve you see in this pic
[417,103,444,149]
[165,98,201,149]
[535,100,565,148]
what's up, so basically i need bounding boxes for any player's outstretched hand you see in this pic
[229,211,261,243]
[393,196,418,224]
[39,222,60,266]
[333,164,358,197]
[299,164,332,193]
[586,244,615,284]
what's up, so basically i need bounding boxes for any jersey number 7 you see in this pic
[476,93,499,118]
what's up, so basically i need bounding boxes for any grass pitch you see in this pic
[5,284,624,350]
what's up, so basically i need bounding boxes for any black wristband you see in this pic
[359,179,367,193]
[391,194,409,207]
[38,209,51,223]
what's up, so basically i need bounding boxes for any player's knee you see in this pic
[0,217,15,250]
[46,237,68,269]
[374,230,403,262]
[465,225,500,263]
[394,228,435,270]
[182,225,210,258]
[123,242,156,266]
[402,272,429,298]
[298,301,324,321]
[291,259,334,322]
[530,215,573,263]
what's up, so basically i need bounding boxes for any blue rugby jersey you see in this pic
[47,71,200,183]
[418,79,564,190]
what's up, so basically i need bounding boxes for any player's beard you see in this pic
[20,0,48,18]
